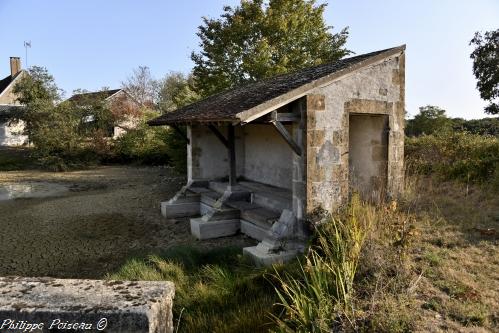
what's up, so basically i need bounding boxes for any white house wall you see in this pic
[0,120,27,146]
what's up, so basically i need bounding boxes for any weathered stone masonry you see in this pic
[304,53,405,212]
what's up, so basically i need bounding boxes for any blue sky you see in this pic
[0,0,497,119]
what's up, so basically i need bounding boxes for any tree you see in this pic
[121,66,159,107]
[191,0,351,96]
[13,66,62,105]
[157,72,200,112]
[451,117,499,136]
[12,66,63,142]
[470,29,499,115]
[406,105,452,137]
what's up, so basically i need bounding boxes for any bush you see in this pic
[405,131,499,187]
[112,113,187,171]
[113,122,170,165]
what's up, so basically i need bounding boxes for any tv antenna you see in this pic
[24,41,31,67]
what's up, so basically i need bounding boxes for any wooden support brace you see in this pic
[208,124,229,148]
[227,125,237,187]
[272,121,302,156]
[170,124,190,145]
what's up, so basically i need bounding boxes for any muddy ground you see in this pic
[0,166,256,278]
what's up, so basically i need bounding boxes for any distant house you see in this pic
[66,89,141,139]
[0,57,27,146]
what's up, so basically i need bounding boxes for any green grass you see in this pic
[106,245,280,333]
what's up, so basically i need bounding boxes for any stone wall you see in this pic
[0,277,175,333]
[243,124,292,189]
[188,123,293,189]
[187,125,231,181]
[305,54,405,212]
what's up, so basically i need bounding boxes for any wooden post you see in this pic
[227,125,237,187]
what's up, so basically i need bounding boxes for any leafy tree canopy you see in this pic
[406,105,453,137]
[157,72,199,113]
[470,29,499,115]
[13,66,62,106]
[191,0,351,97]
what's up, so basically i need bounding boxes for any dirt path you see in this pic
[0,166,255,278]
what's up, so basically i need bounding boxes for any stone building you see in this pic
[0,57,28,146]
[149,45,406,264]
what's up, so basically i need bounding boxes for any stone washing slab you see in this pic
[190,218,240,240]
[240,219,271,241]
[161,200,200,218]
[0,277,175,333]
[243,246,299,267]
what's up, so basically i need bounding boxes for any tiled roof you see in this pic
[0,105,25,122]
[0,71,23,96]
[148,45,405,125]
[67,89,122,103]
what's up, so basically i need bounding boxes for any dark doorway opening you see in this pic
[348,114,389,202]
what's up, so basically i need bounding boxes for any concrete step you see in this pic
[175,192,200,203]
[208,181,251,201]
[225,200,260,211]
[187,186,213,194]
[161,200,200,218]
[252,192,291,212]
[200,203,240,221]
[241,220,270,241]
[240,207,280,229]
[243,246,299,266]
[190,218,240,240]
[200,191,221,206]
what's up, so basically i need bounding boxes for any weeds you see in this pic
[107,246,278,333]
[270,195,374,332]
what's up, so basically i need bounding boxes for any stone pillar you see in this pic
[387,54,406,198]
[186,125,193,182]
[292,97,307,221]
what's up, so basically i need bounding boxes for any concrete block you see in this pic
[243,246,299,266]
[252,192,291,212]
[240,207,279,228]
[161,201,199,218]
[199,191,220,206]
[0,276,175,333]
[199,203,240,220]
[190,218,240,240]
[241,219,271,241]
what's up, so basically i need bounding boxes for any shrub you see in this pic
[112,113,187,171]
[405,131,499,187]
